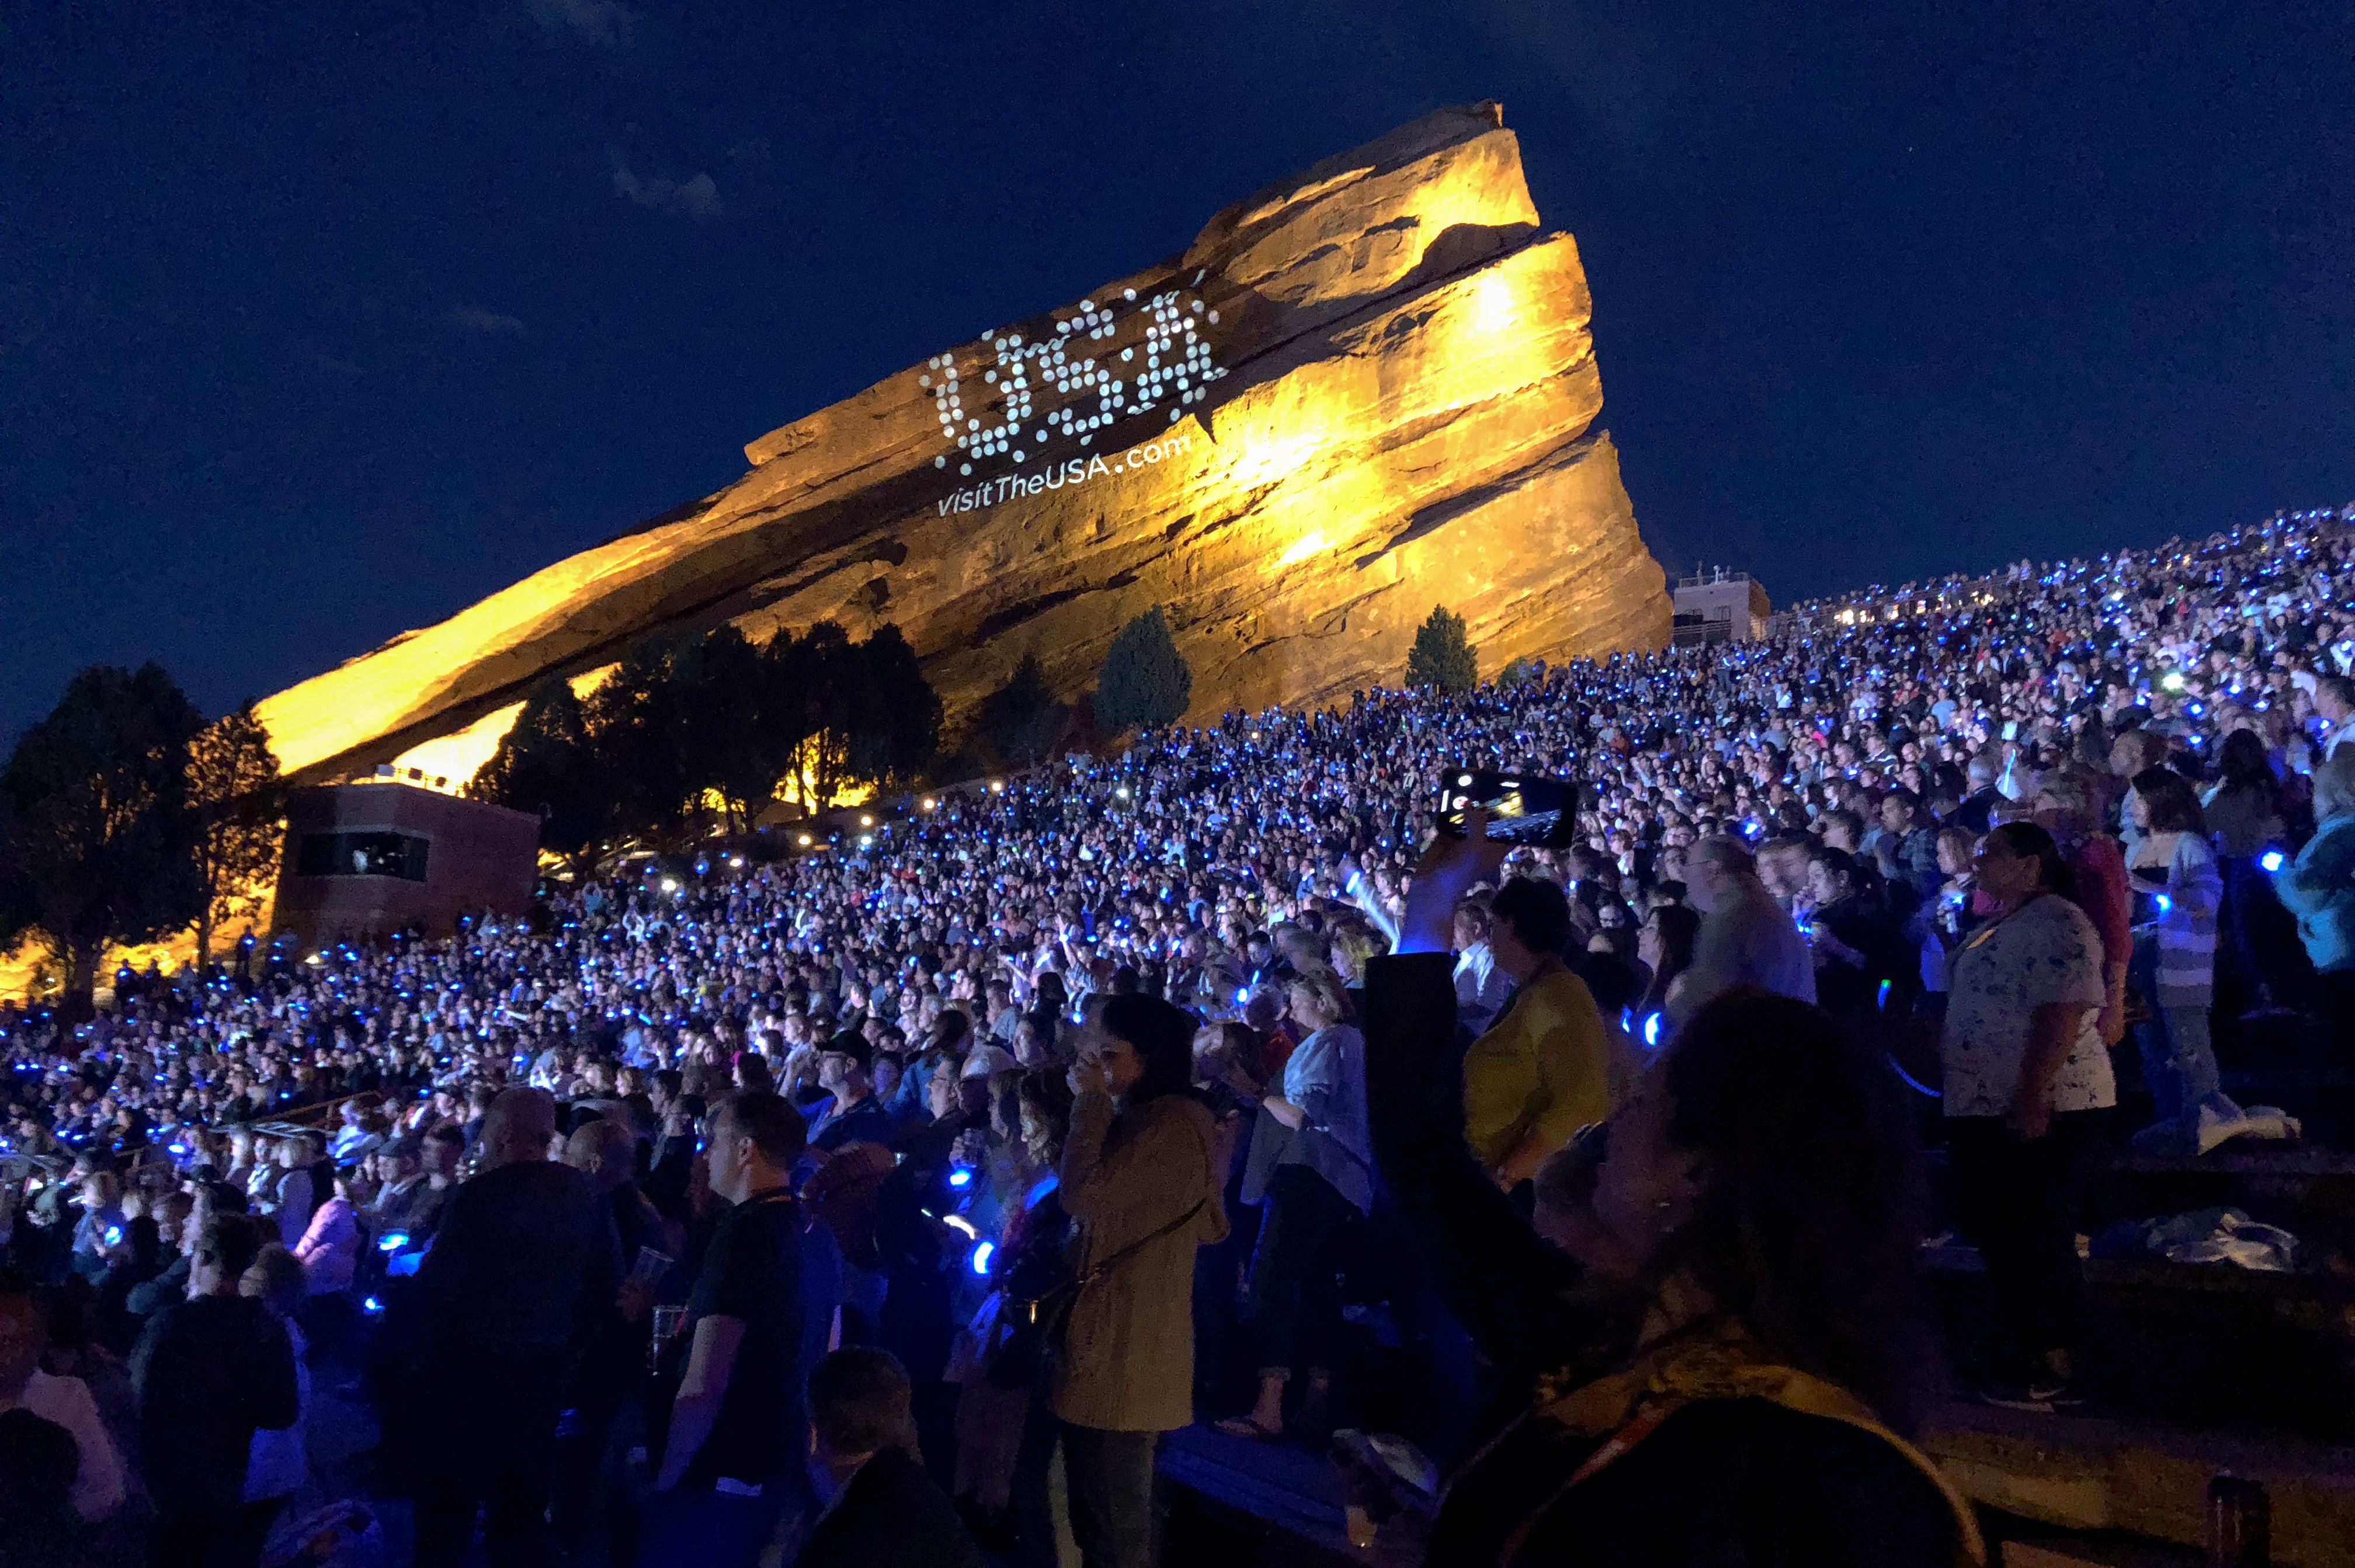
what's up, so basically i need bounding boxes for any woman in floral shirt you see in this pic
[1941,822,2113,1411]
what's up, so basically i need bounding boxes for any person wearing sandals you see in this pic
[1217,968,1372,1445]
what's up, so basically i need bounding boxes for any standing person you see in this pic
[1363,819,1982,1566]
[797,1348,985,1568]
[2124,768,2233,1151]
[1940,823,2115,1410]
[2276,749,2355,1027]
[1669,837,1818,1026]
[2203,729,2293,1009]
[639,1091,810,1567]
[1218,969,1371,1443]
[410,1088,620,1568]
[129,1212,299,1568]
[1035,995,1228,1568]
[2033,774,2133,1048]
[1460,877,1614,1191]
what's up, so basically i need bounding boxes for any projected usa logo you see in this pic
[920,271,1228,479]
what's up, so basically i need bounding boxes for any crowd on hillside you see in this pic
[2,505,2353,1568]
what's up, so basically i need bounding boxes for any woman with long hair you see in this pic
[1038,994,1228,1568]
[2125,767,2233,1150]
[1634,903,1699,1024]
[1366,819,1981,1564]
[2204,728,2293,1006]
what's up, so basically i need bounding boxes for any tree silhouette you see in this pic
[186,703,286,966]
[0,664,206,1017]
[470,678,612,876]
[977,652,1065,770]
[1093,606,1193,736]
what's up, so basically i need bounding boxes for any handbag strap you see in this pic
[1074,1196,1208,1290]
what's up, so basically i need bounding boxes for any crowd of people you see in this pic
[1,505,2351,1568]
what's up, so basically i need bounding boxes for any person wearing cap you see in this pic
[809,1032,894,1154]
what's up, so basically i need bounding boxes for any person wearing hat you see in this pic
[809,1031,894,1154]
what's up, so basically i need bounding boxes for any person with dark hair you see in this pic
[1365,822,1981,1565]
[2123,766,2233,1150]
[2204,728,2293,1007]
[1461,875,1613,1192]
[1634,902,1700,1021]
[0,1406,85,1565]
[798,1347,984,1568]
[1030,992,1227,1568]
[1671,837,1816,1025]
[130,1212,300,1568]
[409,1088,620,1568]
[1941,821,2114,1409]
[1804,847,1917,1018]
[638,1090,808,1567]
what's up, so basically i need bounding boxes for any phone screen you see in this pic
[1436,770,1581,848]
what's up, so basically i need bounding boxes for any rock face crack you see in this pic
[253,103,1668,784]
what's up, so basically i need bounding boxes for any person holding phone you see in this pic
[1038,996,1228,1568]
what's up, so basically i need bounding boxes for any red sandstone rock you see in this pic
[255,102,1669,782]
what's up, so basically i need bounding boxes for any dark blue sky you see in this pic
[5,1,2350,740]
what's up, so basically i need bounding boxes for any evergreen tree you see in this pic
[788,621,862,812]
[0,664,206,1017]
[977,652,1065,770]
[849,624,943,789]
[1093,607,1193,736]
[1406,606,1478,695]
[470,678,613,875]
[672,626,776,830]
[186,703,286,966]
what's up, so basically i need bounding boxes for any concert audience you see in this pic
[0,505,2347,1565]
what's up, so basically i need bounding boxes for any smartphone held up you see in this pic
[1434,770,1582,849]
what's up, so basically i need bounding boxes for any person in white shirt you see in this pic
[1,1278,128,1524]
[1450,901,1515,1032]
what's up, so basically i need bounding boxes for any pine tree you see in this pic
[1093,607,1193,736]
[1406,606,1478,694]
[977,652,1065,770]
[470,678,613,875]
[186,704,286,966]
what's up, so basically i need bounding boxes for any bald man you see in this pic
[412,1090,621,1568]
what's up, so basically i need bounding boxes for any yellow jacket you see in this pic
[1462,961,1611,1174]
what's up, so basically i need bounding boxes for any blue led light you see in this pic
[2260,849,2286,874]
[362,1295,385,1315]
[947,1167,973,1189]
[1642,1012,1664,1049]
[970,1240,995,1277]
[378,1232,410,1253]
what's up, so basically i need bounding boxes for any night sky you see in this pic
[5,2,2350,741]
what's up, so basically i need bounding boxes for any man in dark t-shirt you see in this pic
[130,1212,298,1568]
[643,1091,810,1567]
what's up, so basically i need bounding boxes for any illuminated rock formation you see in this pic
[255,102,1669,784]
